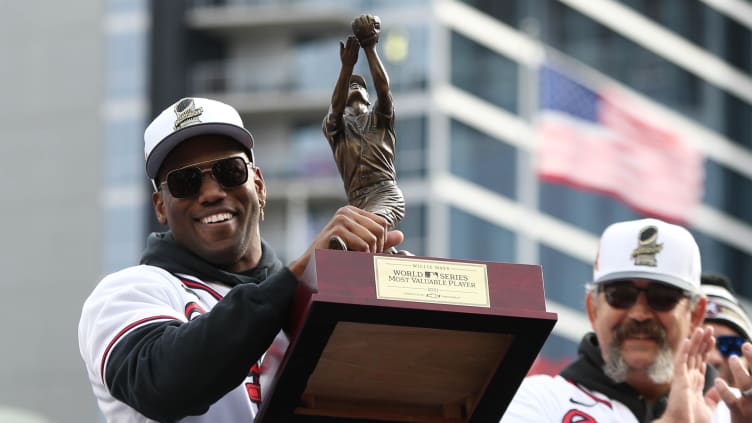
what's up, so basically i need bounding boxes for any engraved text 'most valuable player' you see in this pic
[323,14,406,251]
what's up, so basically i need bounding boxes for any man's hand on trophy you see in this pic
[289,206,403,278]
[339,35,360,67]
[352,14,381,48]
[318,206,403,253]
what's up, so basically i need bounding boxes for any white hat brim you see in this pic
[146,122,254,179]
[595,270,697,293]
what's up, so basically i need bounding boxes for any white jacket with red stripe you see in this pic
[500,374,731,423]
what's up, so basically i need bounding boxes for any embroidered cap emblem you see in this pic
[630,225,663,266]
[174,98,203,130]
[706,300,721,316]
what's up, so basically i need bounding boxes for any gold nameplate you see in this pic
[373,256,490,307]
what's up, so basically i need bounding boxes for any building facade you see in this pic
[24,1,752,421]
[0,1,108,422]
[144,0,752,372]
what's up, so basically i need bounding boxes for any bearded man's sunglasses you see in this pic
[599,280,689,312]
[716,335,745,358]
[161,156,252,198]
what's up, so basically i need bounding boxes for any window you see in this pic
[704,160,752,223]
[460,0,520,28]
[692,230,752,298]
[380,23,429,93]
[397,203,426,255]
[290,124,338,178]
[450,32,519,113]
[450,120,517,198]
[395,117,427,178]
[539,182,641,234]
[449,207,515,262]
[539,245,591,310]
[545,2,702,117]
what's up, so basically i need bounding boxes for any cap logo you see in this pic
[174,98,203,130]
[706,299,721,316]
[631,225,663,266]
[706,299,748,322]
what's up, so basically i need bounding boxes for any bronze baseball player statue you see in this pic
[323,14,406,252]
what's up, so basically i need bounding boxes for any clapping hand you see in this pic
[713,341,752,423]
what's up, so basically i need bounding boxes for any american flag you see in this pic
[535,63,704,223]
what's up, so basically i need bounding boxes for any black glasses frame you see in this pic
[160,156,253,198]
[599,280,689,312]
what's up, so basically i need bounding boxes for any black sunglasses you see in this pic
[599,280,689,312]
[161,156,252,198]
[716,335,745,358]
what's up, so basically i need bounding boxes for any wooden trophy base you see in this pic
[256,250,557,423]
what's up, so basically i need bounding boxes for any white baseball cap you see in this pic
[144,97,254,181]
[593,218,701,293]
[702,275,752,342]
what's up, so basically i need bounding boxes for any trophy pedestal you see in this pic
[257,250,556,423]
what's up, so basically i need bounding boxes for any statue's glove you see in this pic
[352,14,381,48]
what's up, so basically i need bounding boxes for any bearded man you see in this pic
[500,218,752,422]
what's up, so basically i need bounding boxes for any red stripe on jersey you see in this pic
[246,363,262,404]
[245,382,261,403]
[565,379,612,409]
[100,315,179,383]
[185,302,207,320]
[180,278,224,301]
[562,409,597,423]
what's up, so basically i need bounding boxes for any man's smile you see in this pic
[199,212,235,225]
